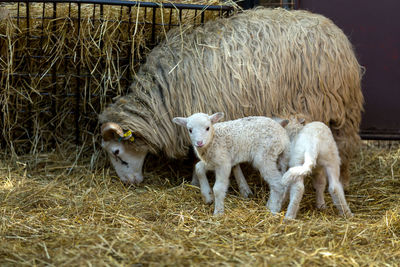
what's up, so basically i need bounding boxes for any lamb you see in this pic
[99,8,364,186]
[172,113,290,216]
[278,117,353,220]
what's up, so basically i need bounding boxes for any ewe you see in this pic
[100,8,363,187]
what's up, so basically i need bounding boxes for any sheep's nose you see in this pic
[196,141,203,147]
[113,149,120,156]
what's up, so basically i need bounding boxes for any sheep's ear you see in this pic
[298,118,306,125]
[101,122,124,141]
[210,112,224,124]
[172,117,188,127]
[280,119,289,128]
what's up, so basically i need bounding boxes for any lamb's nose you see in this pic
[196,141,203,147]
[113,149,120,156]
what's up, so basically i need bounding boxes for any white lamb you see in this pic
[172,112,290,216]
[279,117,353,220]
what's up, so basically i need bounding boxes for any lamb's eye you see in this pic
[189,128,192,133]
[206,127,210,131]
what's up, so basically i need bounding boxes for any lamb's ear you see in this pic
[101,122,124,141]
[280,119,289,128]
[210,112,224,124]
[172,117,188,127]
[298,118,306,125]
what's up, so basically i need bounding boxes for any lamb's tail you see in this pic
[282,147,318,186]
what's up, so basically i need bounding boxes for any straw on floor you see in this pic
[0,142,399,265]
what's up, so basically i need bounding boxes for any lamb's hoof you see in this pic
[283,216,297,223]
[213,210,224,216]
[240,188,253,199]
[202,194,214,205]
[191,177,200,187]
[316,203,327,210]
[267,208,280,216]
[342,211,354,218]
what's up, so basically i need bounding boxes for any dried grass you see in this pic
[1,142,399,266]
[0,0,237,157]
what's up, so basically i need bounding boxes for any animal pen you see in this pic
[1,0,399,266]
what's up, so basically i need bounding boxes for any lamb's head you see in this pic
[101,122,148,184]
[274,116,306,140]
[172,112,224,149]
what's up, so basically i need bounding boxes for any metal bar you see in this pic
[360,133,400,141]
[151,7,156,46]
[51,2,57,135]
[168,8,172,31]
[16,2,20,27]
[92,2,96,22]
[294,0,299,9]
[75,2,82,145]
[1,0,233,11]
[25,0,33,142]
[127,5,132,82]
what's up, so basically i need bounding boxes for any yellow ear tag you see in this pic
[124,130,135,142]
[119,130,135,142]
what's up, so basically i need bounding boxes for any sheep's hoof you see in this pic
[316,203,327,210]
[283,216,297,222]
[191,177,200,187]
[240,187,253,198]
[341,210,354,218]
[213,209,224,216]
[202,194,214,204]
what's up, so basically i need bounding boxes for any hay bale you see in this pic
[100,7,364,186]
[0,0,236,156]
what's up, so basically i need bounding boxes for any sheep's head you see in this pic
[172,112,224,149]
[273,116,306,141]
[101,122,148,184]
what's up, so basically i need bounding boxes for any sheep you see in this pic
[99,7,363,186]
[172,113,290,216]
[279,117,353,220]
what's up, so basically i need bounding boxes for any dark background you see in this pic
[297,0,400,139]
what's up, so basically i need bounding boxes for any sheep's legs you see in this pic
[261,159,285,214]
[232,165,252,198]
[325,165,353,217]
[312,167,327,210]
[340,160,351,190]
[191,170,200,186]
[284,178,305,220]
[213,164,231,216]
[192,164,251,198]
[195,161,213,204]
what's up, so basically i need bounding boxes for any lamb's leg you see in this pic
[191,169,200,186]
[232,165,252,198]
[284,178,305,220]
[325,164,353,218]
[213,164,231,216]
[312,167,327,210]
[195,161,213,204]
[261,159,286,214]
[340,160,351,190]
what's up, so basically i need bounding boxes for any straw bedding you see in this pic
[1,142,399,266]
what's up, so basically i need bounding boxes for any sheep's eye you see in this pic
[189,128,192,133]
[206,127,210,131]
